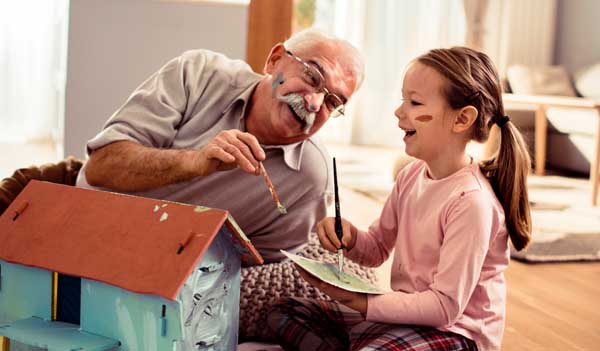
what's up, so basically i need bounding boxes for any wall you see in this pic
[554,0,600,73]
[64,0,249,158]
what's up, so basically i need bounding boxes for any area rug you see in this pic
[510,175,600,263]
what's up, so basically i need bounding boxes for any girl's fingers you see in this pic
[316,219,338,252]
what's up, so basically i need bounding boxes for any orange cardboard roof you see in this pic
[0,180,262,300]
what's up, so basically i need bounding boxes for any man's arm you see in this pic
[86,130,266,192]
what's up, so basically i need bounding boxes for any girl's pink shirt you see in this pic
[346,160,509,351]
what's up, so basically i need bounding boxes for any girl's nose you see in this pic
[394,105,404,119]
[304,92,325,113]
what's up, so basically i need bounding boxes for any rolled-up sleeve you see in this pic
[87,54,195,154]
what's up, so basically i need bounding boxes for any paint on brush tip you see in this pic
[415,114,433,122]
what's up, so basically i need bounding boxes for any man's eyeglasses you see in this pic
[285,50,346,117]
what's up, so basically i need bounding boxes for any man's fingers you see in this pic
[222,132,260,171]
[205,144,235,164]
[210,131,266,175]
[237,132,266,160]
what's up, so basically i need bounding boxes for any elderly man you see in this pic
[76,29,364,263]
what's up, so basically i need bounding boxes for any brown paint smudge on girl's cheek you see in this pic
[415,114,433,122]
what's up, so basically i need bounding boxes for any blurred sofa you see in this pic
[502,63,600,176]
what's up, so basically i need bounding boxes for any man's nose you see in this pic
[304,92,325,113]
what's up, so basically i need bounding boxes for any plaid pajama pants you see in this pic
[267,297,478,351]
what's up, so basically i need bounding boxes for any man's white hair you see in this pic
[283,28,365,89]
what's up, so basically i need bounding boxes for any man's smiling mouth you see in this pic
[288,105,306,125]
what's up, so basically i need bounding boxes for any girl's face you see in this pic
[394,62,458,163]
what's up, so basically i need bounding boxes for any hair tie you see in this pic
[496,115,510,128]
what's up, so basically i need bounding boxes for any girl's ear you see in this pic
[453,105,478,133]
[263,43,287,75]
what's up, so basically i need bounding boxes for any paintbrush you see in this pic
[333,157,344,275]
[259,162,287,214]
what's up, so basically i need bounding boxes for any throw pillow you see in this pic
[574,62,600,99]
[239,232,379,342]
[506,64,577,96]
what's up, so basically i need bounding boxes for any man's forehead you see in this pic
[310,52,357,95]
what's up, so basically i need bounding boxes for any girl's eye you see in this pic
[410,100,422,106]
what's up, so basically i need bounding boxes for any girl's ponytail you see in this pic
[480,117,532,251]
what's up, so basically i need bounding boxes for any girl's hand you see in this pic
[296,264,367,316]
[316,217,358,253]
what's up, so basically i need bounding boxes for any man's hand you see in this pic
[316,217,358,253]
[194,130,266,176]
[296,264,367,316]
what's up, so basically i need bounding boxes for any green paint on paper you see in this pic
[281,250,386,294]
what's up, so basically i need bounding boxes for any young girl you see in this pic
[267,47,532,351]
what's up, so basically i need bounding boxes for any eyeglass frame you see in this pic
[285,50,346,117]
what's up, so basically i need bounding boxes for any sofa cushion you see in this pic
[546,107,599,137]
[574,62,600,99]
[507,65,577,96]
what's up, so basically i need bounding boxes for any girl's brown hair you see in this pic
[417,47,531,251]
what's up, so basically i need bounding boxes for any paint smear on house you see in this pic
[160,213,168,222]
[176,232,239,350]
[416,114,433,122]
[194,206,211,213]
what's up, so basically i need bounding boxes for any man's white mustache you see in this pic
[277,93,316,134]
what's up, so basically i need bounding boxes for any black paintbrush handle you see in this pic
[333,158,343,242]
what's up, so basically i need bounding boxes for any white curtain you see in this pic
[314,0,466,147]
[0,0,69,143]
[463,0,490,51]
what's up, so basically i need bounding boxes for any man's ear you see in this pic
[453,105,478,133]
[263,43,286,75]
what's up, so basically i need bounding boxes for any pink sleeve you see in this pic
[366,190,496,326]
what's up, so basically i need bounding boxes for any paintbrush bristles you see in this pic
[259,162,287,214]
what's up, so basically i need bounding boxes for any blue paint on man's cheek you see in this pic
[272,73,284,97]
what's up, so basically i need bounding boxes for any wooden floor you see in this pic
[503,261,600,351]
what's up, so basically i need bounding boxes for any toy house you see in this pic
[0,180,263,350]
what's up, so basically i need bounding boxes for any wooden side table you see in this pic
[502,93,600,206]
